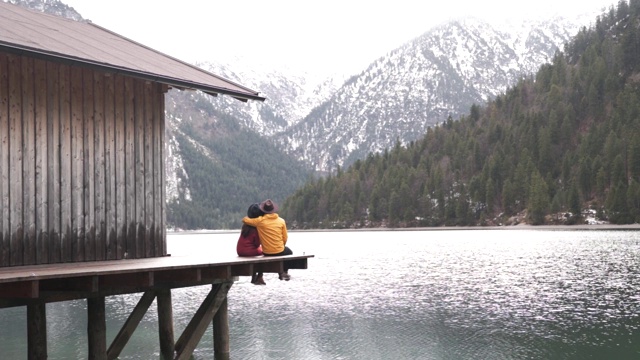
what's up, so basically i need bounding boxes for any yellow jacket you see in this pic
[242,213,288,254]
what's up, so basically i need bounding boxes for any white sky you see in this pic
[64,0,619,77]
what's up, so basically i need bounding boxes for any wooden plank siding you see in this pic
[104,73,117,260]
[93,72,106,262]
[46,61,61,264]
[115,75,126,260]
[157,85,168,257]
[83,68,96,262]
[134,79,145,260]
[70,66,84,262]
[9,54,24,266]
[0,54,9,266]
[0,52,167,267]
[59,63,72,263]
[124,78,136,260]
[34,59,49,265]
[22,56,36,266]
[144,82,154,258]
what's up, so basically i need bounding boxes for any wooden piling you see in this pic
[87,296,107,360]
[213,297,230,360]
[157,288,175,360]
[27,300,47,360]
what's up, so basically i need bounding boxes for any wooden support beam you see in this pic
[154,268,200,287]
[27,300,47,360]
[157,288,175,360]
[0,280,39,298]
[285,258,308,270]
[0,298,27,308]
[248,258,307,274]
[107,291,156,360]
[254,261,283,273]
[174,281,233,360]
[230,263,253,276]
[99,272,154,291]
[201,265,231,282]
[213,297,230,360]
[87,296,107,360]
[40,275,98,292]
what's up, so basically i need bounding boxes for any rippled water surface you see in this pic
[1,229,640,359]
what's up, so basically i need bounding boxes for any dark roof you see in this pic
[0,2,265,102]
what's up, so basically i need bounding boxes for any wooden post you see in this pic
[213,297,230,360]
[27,300,47,360]
[157,288,175,360]
[87,296,107,360]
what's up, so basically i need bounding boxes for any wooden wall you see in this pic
[0,52,167,267]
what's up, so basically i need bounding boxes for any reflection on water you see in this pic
[1,229,640,359]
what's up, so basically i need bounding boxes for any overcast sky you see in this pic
[64,0,619,76]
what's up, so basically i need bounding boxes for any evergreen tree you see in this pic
[629,134,640,181]
[627,179,640,222]
[607,181,631,223]
[528,171,550,225]
[568,183,582,217]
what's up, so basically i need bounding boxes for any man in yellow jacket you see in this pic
[242,199,293,280]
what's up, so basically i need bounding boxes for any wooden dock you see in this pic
[0,254,313,359]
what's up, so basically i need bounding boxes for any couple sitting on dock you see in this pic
[236,199,293,285]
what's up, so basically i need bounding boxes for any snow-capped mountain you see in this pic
[274,16,596,172]
[4,0,82,20]
[197,59,344,136]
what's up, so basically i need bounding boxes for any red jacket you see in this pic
[236,226,263,256]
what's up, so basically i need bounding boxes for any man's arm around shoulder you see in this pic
[243,216,262,226]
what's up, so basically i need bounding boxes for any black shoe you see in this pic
[279,272,291,281]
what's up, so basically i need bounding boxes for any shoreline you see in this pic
[168,223,640,235]
[291,223,640,232]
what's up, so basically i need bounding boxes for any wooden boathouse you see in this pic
[0,3,312,359]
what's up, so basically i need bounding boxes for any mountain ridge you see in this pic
[274,15,597,172]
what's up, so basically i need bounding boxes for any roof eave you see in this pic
[0,43,266,102]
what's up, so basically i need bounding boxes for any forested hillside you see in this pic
[281,1,640,228]
[165,90,311,229]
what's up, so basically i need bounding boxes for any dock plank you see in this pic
[0,255,314,284]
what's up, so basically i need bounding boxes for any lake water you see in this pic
[1,229,640,359]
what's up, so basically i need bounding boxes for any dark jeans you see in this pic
[264,246,293,271]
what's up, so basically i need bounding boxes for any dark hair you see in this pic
[242,203,264,237]
[247,203,263,218]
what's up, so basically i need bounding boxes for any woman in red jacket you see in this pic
[236,203,265,284]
